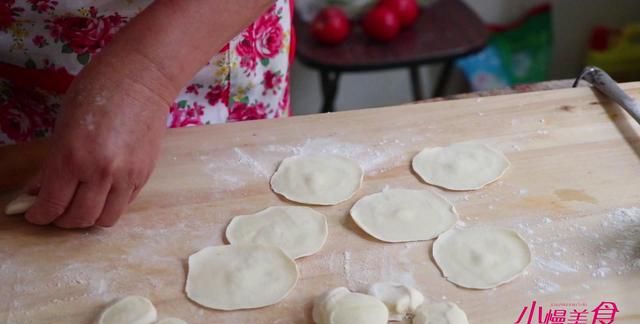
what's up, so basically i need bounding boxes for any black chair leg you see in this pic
[320,70,340,113]
[433,60,454,97]
[410,65,424,101]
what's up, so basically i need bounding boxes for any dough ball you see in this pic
[412,143,509,191]
[413,302,469,324]
[433,227,531,289]
[368,282,424,321]
[270,155,363,205]
[350,189,457,242]
[185,245,298,310]
[98,296,157,324]
[312,287,388,324]
[225,206,328,259]
[4,194,37,215]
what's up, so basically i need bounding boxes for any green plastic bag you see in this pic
[457,4,553,90]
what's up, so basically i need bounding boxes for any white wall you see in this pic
[291,0,640,115]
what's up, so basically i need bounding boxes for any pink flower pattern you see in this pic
[0,0,292,144]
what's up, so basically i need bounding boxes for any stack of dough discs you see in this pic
[98,296,157,324]
[350,189,457,242]
[270,155,363,205]
[413,302,469,324]
[225,206,328,259]
[432,227,531,289]
[312,287,388,324]
[185,245,298,310]
[412,143,509,191]
[367,282,424,321]
[156,318,187,324]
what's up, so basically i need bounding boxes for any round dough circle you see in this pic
[433,227,531,289]
[99,296,157,324]
[185,245,298,310]
[350,189,458,242]
[412,143,509,191]
[413,302,469,324]
[225,206,328,259]
[270,155,363,205]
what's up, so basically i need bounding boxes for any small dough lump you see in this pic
[98,296,157,324]
[225,206,328,259]
[413,302,469,324]
[186,245,298,310]
[412,143,509,191]
[433,227,531,289]
[368,282,424,321]
[313,287,388,324]
[350,189,457,242]
[4,193,37,215]
[270,155,363,205]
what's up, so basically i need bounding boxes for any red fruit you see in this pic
[362,6,401,42]
[379,0,420,28]
[311,7,351,45]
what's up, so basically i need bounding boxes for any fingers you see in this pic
[53,180,111,229]
[25,168,78,225]
[95,185,133,227]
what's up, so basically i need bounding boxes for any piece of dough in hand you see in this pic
[186,245,298,310]
[270,155,363,205]
[4,194,37,215]
[412,143,509,191]
[433,227,531,289]
[225,206,328,259]
[413,302,469,324]
[350,189,457,243]
[98,296,157,324]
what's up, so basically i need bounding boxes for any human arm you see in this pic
[25,0,275,228]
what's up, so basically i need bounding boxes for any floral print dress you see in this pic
[0,0,293,145]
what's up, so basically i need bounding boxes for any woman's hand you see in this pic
[25,55,170,228]
[23,0,276,228]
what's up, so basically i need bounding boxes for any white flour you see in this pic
[513,206,640,295]
[201,137,410,194]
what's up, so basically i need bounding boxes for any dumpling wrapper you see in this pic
[270,155,363,205]
[98,296,157,324]
[350,189,457,242]
[225,206,328,259]
[433,227,531,289]
[186,245,298,310]
[412,143,509,191]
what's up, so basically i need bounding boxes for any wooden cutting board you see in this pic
[2,83,640,324]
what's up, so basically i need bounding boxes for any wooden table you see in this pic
[2,83,640,323]
[295,0,489,113]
